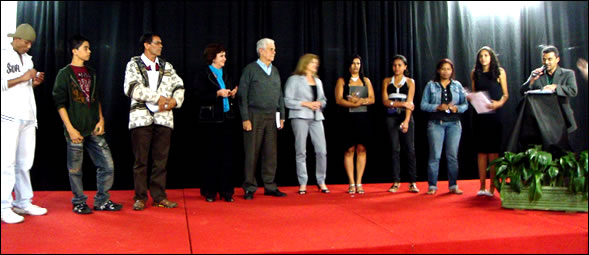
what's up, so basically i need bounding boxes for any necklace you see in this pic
[351,76,359,82]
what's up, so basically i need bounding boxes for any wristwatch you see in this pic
[389,101,394,107]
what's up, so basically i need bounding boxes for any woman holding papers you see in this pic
[381,55,419,193]
[469,46,509,197]
[420,58,468,195]
[284,54,329,194]
[335,55,375,194]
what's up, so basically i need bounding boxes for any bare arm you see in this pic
[335,78,361,108]
[362,77,375,105]
[495,68,509,108]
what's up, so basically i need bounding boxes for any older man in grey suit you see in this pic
[284,54,329,194]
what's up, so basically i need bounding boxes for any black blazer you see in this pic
[194,66,237,123]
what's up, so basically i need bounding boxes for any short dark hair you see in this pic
[203,43,226,65]
[542,45,560,57]
[139,32,160,50]
[434,58,455,82]
[69,34,89,53]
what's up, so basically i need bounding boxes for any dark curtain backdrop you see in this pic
[17,1,588,191]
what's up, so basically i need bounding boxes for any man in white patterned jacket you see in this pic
[123,32,184,211]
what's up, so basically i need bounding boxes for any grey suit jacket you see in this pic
[284,75,327,120]
[520,66,578,132]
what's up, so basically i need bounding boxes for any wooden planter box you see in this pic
[500,185,588,212]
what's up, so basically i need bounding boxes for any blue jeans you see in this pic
[66,135,114,206]
[426,120,461,190]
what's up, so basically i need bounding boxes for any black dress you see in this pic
[340,81,371,149]
[473,71,503,153]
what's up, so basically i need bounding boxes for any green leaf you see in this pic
[522,166,531,182]
[574,177,585,193]
[548,166,558,178]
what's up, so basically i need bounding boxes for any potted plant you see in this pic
[489,145,588,212]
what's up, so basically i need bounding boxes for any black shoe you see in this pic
[222,196,234,202]
[73,202,92,214]
[317,185,330,193]
[94,200,123,211]
[205,197,215,202]
[244,191,254,200]
[264,189,287,197]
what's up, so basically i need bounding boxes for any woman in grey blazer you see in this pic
[284,54,329,194]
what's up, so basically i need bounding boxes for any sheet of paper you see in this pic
[469,91,495,114]
[524,89,555,95]
[276,112,281,128]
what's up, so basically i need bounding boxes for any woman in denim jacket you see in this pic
[420,58,468,195]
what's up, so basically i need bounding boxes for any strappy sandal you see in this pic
[348,184,356,194]
[298,185,307,195]
[317,184,330,193]
[408,183,419,193]
[388,182,401,193]
[356,184,365,194]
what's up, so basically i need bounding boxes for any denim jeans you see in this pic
[66,134,114,206]
[426,120,462,190]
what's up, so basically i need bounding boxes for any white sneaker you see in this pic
[483,190,494,197]
[12,204,48,216]
[2,209,25,224]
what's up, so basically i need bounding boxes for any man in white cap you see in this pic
[1,23,48,224]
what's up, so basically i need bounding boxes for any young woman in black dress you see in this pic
[469,46,509,197]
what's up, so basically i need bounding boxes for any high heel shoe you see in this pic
[298,185,307,195]
[356,184,365,194]
[348,184,356,194]
[317,184,330,193]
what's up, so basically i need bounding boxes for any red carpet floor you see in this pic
[1,180,587,254]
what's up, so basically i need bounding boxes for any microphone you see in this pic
[532,65,547,77]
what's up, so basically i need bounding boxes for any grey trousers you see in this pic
[242,112,278,192]
[291,118,327,186]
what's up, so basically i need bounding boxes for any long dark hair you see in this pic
[343,54,366,85]
[391,54,410,77]
[434,58,455,82]
[474,46,501,83]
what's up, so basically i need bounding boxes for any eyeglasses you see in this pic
[151,41,162,45]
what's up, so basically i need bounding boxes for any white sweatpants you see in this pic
[1,118,36,212]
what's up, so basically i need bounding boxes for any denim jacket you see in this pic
[420,80,468,113]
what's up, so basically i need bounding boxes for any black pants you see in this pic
[130,124,171,202]
[385,115,417,183]
[242,112,278,192]
[199,118,237,199]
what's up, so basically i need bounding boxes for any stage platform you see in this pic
[1,180,587,254]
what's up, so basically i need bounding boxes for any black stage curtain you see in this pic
[17,1,588,191]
